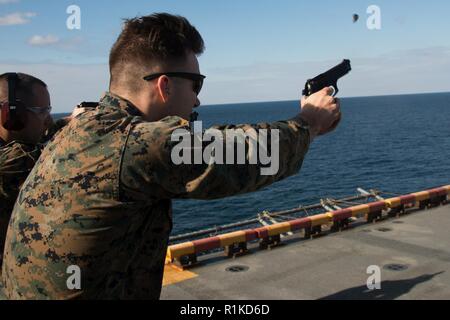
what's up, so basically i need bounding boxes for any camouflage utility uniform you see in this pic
[0,140,41,270]
[1,92,312,300]
[0,117,68,272]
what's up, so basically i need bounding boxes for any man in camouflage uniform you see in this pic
[1,13,341,300]
[0,74,81,275]
[0,73,55,272]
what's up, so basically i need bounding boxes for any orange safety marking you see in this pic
[166,185,450,267]
[289,217,312,231]
[310,213,332,227]
[267,222,292,236]
[330,208,353,222]
[167,241,195,261]
[162,264,198,287]
[219,231,247,247]
[350,204,370,216]
[412,191,430,202]
[385,197,401,208]
[444,186,450,194]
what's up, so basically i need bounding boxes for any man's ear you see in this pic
[157,76,170,103]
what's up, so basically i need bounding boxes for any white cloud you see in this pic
[0,12,35,26]
[28,35,60,46]
[27,35,85,50]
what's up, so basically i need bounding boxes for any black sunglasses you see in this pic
[143,72,206,95]
[4,99,52,115]
[26,106,52,115]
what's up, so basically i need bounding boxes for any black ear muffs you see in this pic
[1,73,25,131]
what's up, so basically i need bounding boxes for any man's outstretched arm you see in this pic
[121,87,341,201]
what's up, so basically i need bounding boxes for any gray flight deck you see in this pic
[161,204,450,300]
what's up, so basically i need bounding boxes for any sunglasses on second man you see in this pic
[1,100,53,116]
[26,106,52,115]
[143,72,206,95]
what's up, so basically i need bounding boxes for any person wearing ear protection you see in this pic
[0,72,54,272]
[0,72,79,274]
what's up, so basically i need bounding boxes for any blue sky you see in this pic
[1,0,450,112]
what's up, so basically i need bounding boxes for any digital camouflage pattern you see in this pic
[1,92,311,300]
[0,140,40,271]
[0,118,69,274]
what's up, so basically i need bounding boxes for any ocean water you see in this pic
[55,92,450,235]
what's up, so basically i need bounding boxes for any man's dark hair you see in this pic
[109,13,205,92]
[0,73,47,102]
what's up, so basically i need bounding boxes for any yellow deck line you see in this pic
[163,264,198,287]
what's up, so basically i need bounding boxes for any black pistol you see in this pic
[303,59,352,97]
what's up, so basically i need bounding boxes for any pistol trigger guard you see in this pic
[330,86,338,97]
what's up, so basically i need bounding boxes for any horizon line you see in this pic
[52,90,450,114]
[201,90,450,108]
